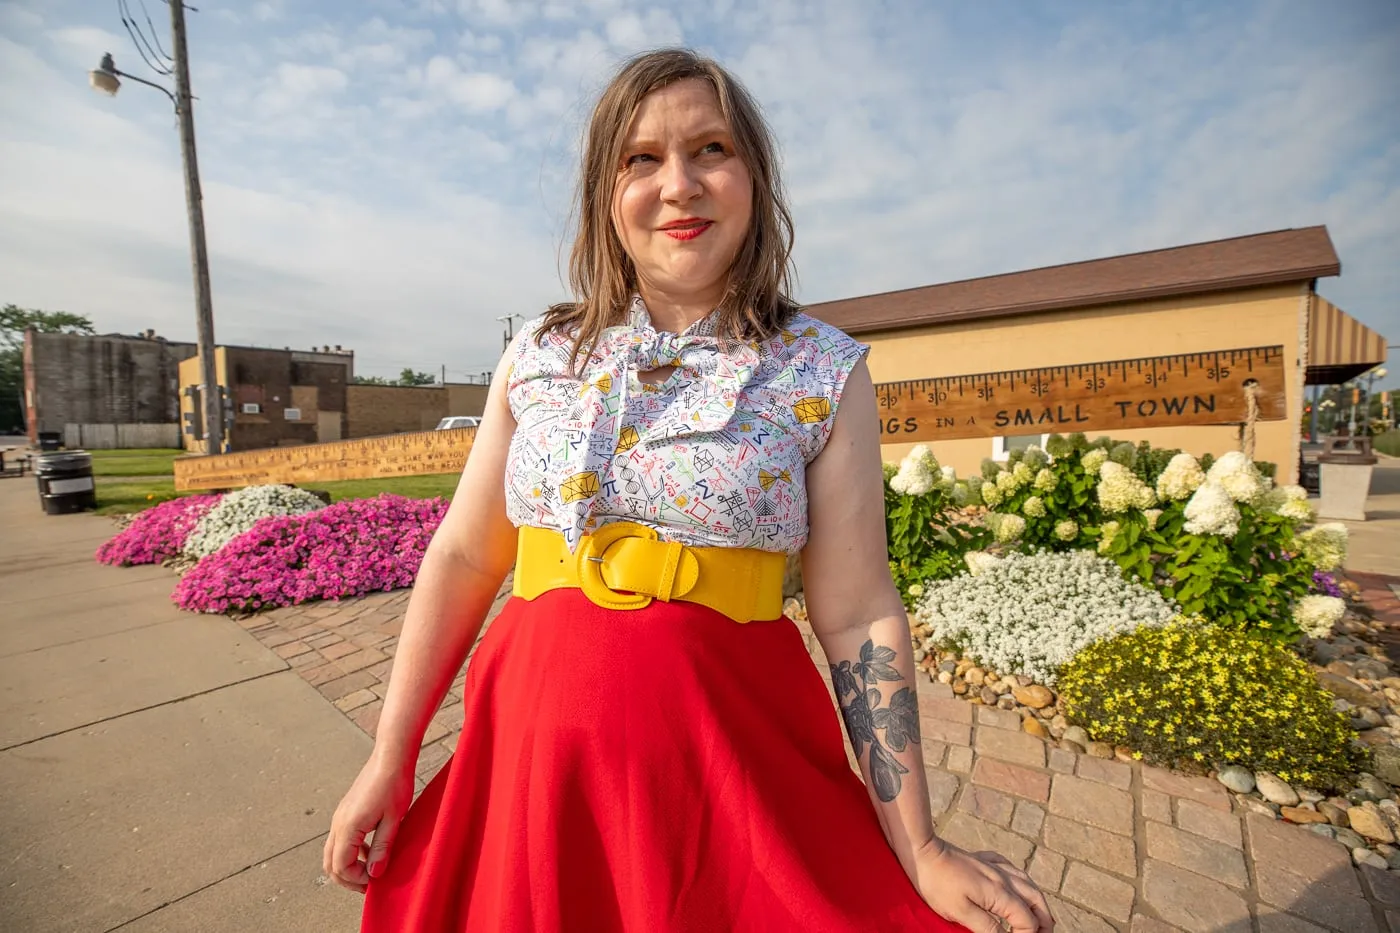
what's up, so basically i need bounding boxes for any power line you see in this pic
[118,0,172,76]
[139,0,174,62]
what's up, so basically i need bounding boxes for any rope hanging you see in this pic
[1241,380,1260,461]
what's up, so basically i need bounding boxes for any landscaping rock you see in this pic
[1281,806,1330,825]
[966,667,987,686]
[1086,741,1114,759]
[1358,773,1393,802]
[1347,804,1396,843]
[1353,708,1385,730]
[1318,801,1351,827]
[990,680,1012,696]
[1335,827,1368,849]
[1238,796,1279,818]
[1354,847,1389,870]
[953,680,969,696]
[1374,746,1400,786]
[1216,765,1255,794]
[1063,726,1090,748]
[1306,823,1337,840]
[937,671,953,684]
[1114,746,1136,763]
[1060,738,1086,754]
[1012,685,1055,709]
[997,695,1017,711]
[1298,787,1325,803]
[1015,675,1033,687]
[938,660,957,675]
[1318,671,1383,708]
[1255,772,1300,806]
[1022,717,1049,739]
[979,686,998,705]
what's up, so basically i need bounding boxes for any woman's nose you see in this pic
[659,155,703,204]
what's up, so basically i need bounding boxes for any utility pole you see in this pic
[170,1,224,453]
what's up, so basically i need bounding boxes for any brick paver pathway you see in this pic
[241,589,1400,932]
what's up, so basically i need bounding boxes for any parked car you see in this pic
[434,416,481,431]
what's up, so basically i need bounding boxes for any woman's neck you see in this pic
[636,281,723,334]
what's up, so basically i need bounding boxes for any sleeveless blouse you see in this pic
[504,297,868,555]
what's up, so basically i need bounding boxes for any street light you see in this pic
[87,5,225,456]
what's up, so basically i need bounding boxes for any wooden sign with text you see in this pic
[174,428,475,491]
[873,346,1286,443]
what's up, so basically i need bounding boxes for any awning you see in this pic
[1306,295,1388,385]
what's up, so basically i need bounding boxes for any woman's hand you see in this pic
[322,754,415,893]
[914,838,1055,933]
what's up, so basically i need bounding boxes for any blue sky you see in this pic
[1,0,1397,384]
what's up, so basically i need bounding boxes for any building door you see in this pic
[317,410,342,442]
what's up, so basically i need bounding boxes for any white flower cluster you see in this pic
[1143,508,1163,530]
[1205,451,1268,506]
[1033,468,1058,493]
[1022,495,1047,518]
[1298,523,1348,572]
[914,550,1177,684]
[183,484,326,559]
[1182,481,1240,537]
[1021,446,1051,470]
[981,481,1004,508]
[986,512,1026,543]
[965,551,1001,576]
[1292,594,1346,639]
[1096,461,1157,513]
[1156,453,1206,501]
[1081,448,1109,476]
[1097,520,1122,554]
[1054,520,1079,541]
[889,445,938,496]
[1261,484,1315,522]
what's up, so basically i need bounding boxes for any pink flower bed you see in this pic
[95,494,223,567]
[173,494,449,613]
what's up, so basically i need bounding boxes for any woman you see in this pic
[326,48,1054,933]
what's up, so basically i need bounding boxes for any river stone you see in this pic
[1012,684,1055,709]
[1217,765,1255,794]
[997,695,1018,711]
[1063,726,1090,748]
[939,660,957,674]
[991,679,1013,696]
[937,671,953,684]
[1354,847,1389,870]
[1336,827,1368,848]
[979,686,999,705]
[952,680,969,696]
[1319,802,1351,827]
[1354,708,1386,730]
[1087,741,1115,759]
[1238,796,1279,818]
[1358,774,1393,801]
[1374,746,1400,786]
[1318,671,1383,708]
[1298,787,1326,803]
[1256,772,1301,806]
[1348,805,1396,843]
[966,667,987,686]
[1282,806,1331,825]
[1022,717,1049,739]
[1306,823,1338,840]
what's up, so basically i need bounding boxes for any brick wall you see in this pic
[25,332,197,440]
[347,385,449,438]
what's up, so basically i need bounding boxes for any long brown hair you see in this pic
[540,48,798,363]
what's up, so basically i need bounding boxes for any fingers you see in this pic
[366,813,403,878]
[325,826,370,893]
[1003,873,1054,932]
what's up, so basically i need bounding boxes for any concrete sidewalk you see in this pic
[0,479,368,932]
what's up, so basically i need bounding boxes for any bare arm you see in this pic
[370,348,521,773]
[801,358,937,877]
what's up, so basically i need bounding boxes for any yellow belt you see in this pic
[512,522,787,623]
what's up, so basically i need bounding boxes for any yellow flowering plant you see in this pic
[1059,621,1366,788]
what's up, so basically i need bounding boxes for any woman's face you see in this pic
[612,78,753,307]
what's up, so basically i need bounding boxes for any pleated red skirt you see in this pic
[361,589,963,932]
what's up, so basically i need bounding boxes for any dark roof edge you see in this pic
[826,263,1340,336]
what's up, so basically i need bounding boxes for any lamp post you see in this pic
[88,2,224,454]
[497,313,524,351]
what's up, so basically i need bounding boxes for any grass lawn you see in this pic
[1376,430,1400,458]
[95,473,460,516]
[89,448,184,477]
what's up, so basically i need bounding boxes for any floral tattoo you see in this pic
[832,640,920,802]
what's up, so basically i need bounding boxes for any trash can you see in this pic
[1316,436,1376,521]
[37,432,62,451]
[35,450,97,515]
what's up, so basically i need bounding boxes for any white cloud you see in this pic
[1,0,1397,383]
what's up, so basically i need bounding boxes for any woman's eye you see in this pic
[626,153,656,165]
[701,142,727,155]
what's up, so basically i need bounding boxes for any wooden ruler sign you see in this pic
[174,427,476,491]
[873,346,1286,443]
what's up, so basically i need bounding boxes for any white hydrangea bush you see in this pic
[1297,523,1348,572]
[1292,595,1346,639]
[183,484,327,559]
[914,550,1177,684]
[1156,453,1205,501]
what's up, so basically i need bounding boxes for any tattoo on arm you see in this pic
[832,639,920,802]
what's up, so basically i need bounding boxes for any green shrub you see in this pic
[885,446,989,603]
[1059,622,1365,788]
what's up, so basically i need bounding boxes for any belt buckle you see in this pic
[577,522,655,610]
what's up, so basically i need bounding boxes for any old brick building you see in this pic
[346,383,489,438]
[23,330,197,446]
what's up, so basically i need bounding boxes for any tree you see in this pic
[397,368,437,386]
[352,375,390,385]
[0,304,96,433]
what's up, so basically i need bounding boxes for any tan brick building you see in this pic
[808,226,1387,485]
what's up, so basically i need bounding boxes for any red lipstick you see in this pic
[660,218,713,240]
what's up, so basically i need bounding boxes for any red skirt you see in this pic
[361,590,964,932]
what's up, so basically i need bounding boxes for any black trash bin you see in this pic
[37,432,62,451]
[35,450,97,515]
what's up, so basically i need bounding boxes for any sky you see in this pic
[1,0,1397,385]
